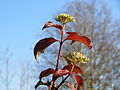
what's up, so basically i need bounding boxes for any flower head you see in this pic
[63,51,89,65]
[55,13,75,24]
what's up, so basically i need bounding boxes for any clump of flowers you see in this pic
[55,13,75,24]
[63,51,89,65]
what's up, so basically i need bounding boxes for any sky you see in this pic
[0,0,68,89]
[0,0,120,62]
[0,0,120,90]
[0,0,68,62]
[106,0,120,18]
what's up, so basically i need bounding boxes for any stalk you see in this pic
[51,24,65,90]
[56,65,75,89]
[56,24,65,70]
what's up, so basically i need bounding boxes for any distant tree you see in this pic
[19,61,34,90]
[37,0,120,90]
[62,0,120,89]
[0,48,13,90]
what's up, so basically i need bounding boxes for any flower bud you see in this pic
[63,51,89,65]
[55,13,75,24]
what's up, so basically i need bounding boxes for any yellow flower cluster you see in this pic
[63,51,89,65]
[55,13,75,24]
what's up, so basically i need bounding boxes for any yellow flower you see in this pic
[63,51,89,65]
[55,13,75,24]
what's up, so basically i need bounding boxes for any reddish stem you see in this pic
[51,24,65,90]
[56,74,70,89]
[56,65,75,89]
[55,24,65,70]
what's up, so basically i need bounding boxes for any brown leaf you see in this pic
[34,38,59,61]
[63,65,83,74]
[65,32,92,50]
[42,21,53,30]
[42,21,63,30]
[39,68,55,80]
[53,69,70,82]
[74,74,83,90]
[53,24,63,30]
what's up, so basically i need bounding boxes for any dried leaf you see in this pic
[34,38,58,61]
[39,68,55,80]
[42,21,63,30]
[65,32,92,50]
[74,74,83,90]
[63,65,83,74]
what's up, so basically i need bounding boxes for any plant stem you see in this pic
[56,65,75,89]
[55,24,65,71]
[56,74,70,89]
[55,42,63,71]
[51,24,65,90]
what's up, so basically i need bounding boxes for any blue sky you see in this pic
[0,0,68,61]
[0,0,68,89]
[0,0,120,63]
[0,0,120,89]
[106,0,120,18]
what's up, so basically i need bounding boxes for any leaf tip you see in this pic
[35,81,41,89]
[42,26,45,30]
[34,51,38,62]
[34,54,40,63]
[42,21,53,30]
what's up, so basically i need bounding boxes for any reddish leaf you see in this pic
[74,74,84,90]
[35,80,51,89]
[66,32,77,34]
[34,38,59,61]
[39,68,55,80]
[42,21,63,30]
[42,21,53,30]
[65,32,92,50]
[63,65,83,74]
[67,82,76,90]
[53,24,63,30]
[53,69,70,82]
[70,40,76,45]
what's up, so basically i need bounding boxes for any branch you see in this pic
[56,74,70,89]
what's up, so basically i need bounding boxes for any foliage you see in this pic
[56,0,120,89]
[34,0,120,89]
[34,13,92,90]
